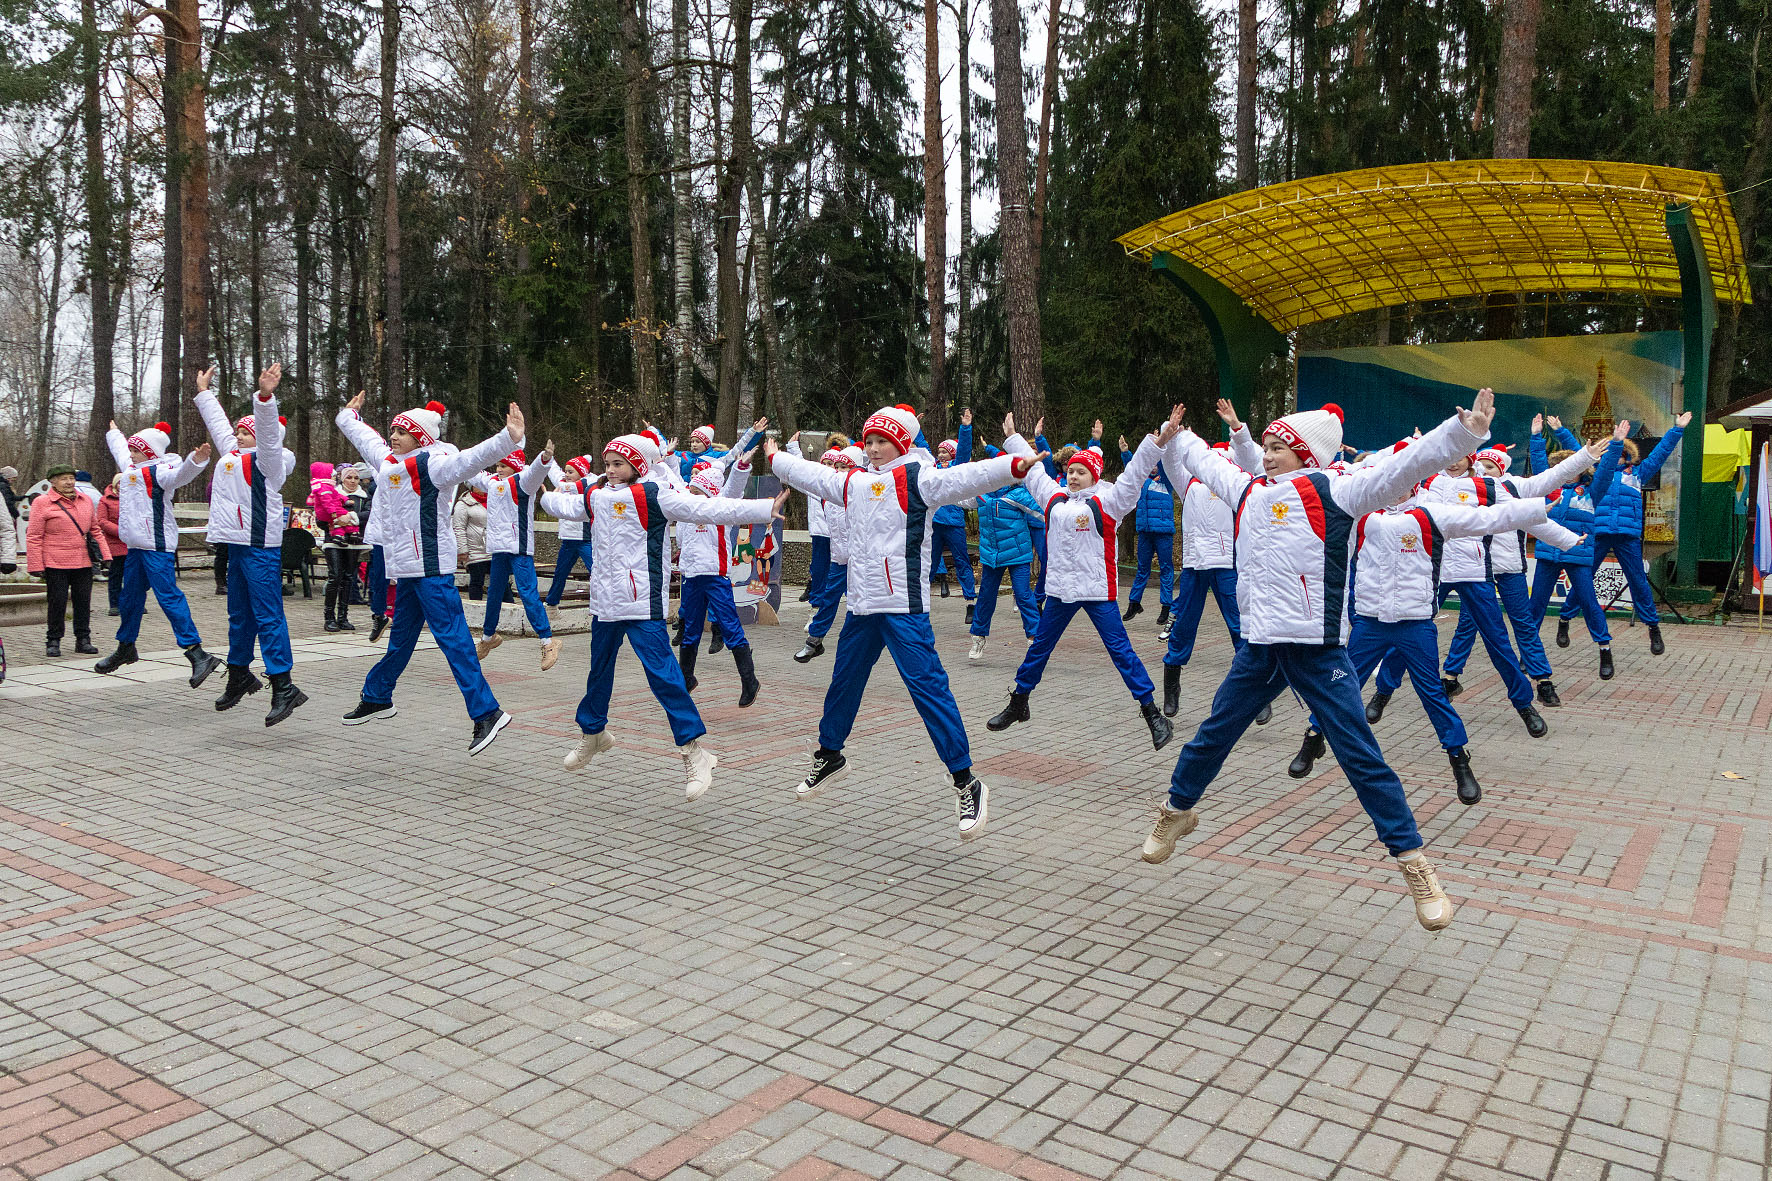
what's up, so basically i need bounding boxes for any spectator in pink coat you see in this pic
[26,464,112,657]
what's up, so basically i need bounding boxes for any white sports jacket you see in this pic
[1420,446,1596,581]
[196,390,294,548]
[472,453,551,557]
[1004,433,1159,603]
[1350,500,1576,623]
[675,461,753,578]
[105,430,208,552]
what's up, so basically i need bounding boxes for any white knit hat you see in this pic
[841,445,866,469]
[862,404,920,455]
[391,401,447,447]
[127,422,173,458]
[690,425,715,448]
[688,466,723,496]
[1475,445,1512,472]
[1264,403,1344,469]
[604,433,651,476]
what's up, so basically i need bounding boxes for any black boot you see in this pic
[1599,647,1614,680]
[74,634,97,655]
[1517,705,1548,738]
[1255,701,1272,726]
[1123,600,1143,622]
[1156,605,1171,627]
[986,691,1030,731]
[94,642,138,674]
[214,664,263,712]
[1288,730,1326,779]
[708,621,725,655]
[797,586,811,603]
[938,576,950,598]
[1162,664,1181,718]
[793,636,824,663]
[1448,745,1481,805]
[264,671,308,727]
[369,615,389,643]
[1556,619,1570,648]
[1142,701,1173,750]
[965,602,975,624]
[1366,692,1391,723]
[678,643,699,693]
[1649,625,1664,655]
[1441,676,1462,698]
[733,646,760,708]
[324,584,340,632]
[1536,678,1562,707]
[672,616,686,646]
[185,644,223,689]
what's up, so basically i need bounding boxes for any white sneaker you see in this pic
[540,637,563,671]
[1141,805,1198,863]
[564,730,614,770]
[475,632,503,660]
[968,634,987,661]
[1398,854,1455,931]
[683,740,717,801]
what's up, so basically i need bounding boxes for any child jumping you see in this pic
[334,393,523,755]
[675,445,766,707]
[1578,411,1691,657]
[471,446,562,671]
[95,417,223,688]
[544,455,596,606]
[769,404,1042,839]
[539,434,783,801]
[795,443,859,663]
[1143,393,1497,932]
[990,413,1181,750]
[1532,419,1627,678]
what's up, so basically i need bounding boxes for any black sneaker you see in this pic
[1123,600,1143,622]
[1518,706,1548,738]
[341,699,398,725]
[965,603,975,624]
[1536,679,1562,708]
[369,615,389,643]
[1288,730,1326,779]
[1366,692,1391,723]
[468,710,512,755]
[1441,676,1462,698]
[1556,619,1570,648]
[1254,701,1272,726]
[955,776,988,840]
[1649,625,1664,655]
[1598,648,1614,680]
[796,748,848,800]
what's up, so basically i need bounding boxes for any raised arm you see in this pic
[1228,425,1263,473]
[538,486,591,522]
[956,421,973,463]
[1166,430,1253,506]
[1634,420,1687,484]
[919,454,1025,507]
[1553,426,1581,452]
[194,377,237,454]
[252,366,288,486]
[1001,432,1061,504]
[426,403,523,487]
[1589,438,1623,503]
[1097,434,1163,520]
[770,450,849,503]
[1511,440,1597,497]
[1331,396,1492,518]
[105,425,132,472]
[719,456,752,498]
[519,451,551,495]
[657,482,777,526]
[165,448,210,491]
[1422,497,1553,542]
[335,399,392,466]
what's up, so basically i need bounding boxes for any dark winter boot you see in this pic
[1255,701,1272,726]
[369,615,389,643]
[733,646,760,708]
[1517,705,1548,738]
[45,640,60,658]
[1441,676,1462,698]
[264,671,308,727]
[1366,692,1391,723]
[797,586,812,603]
[1649,625,1664,655]
[1288,729,1326,779]
[965,602,975,624]
[324,584,341,632]
[1535,678,1562,707]
[74,633,97,655]
[1123,600,1143,622]
[94,642,138,675]
[938,575,951,598]
[214,664,263,712]
[1141,700,1173,751]
[1448,745,1481,805]
[1162,663,1181,718]
[986,691,1031,732]
[1598,647,1614,680]
[793,636,824,663]
[1556,619,1570,648]
[708,621,725,655]
[184,644,223,689]
[1156,605,1171,627]
[678,643,699,693]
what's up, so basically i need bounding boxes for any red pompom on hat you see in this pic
[391,402,447,447]
[1067,447,1104,481]
[1321,403,1345,422]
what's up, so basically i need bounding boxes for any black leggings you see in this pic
[324,546,359,619]
[465,560,490,601]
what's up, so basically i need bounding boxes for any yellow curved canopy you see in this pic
[1115,160,1751,333]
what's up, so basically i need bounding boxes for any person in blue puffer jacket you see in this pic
[960,481,1043,659]
[1568,410,1690,657]
[929,412,978,618]
[1119,432,1175,626]
[1529,418,1626,679]
[677,425,729,482]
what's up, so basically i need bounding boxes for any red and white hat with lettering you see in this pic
[233,413,286,437]
[603,434,651,476]
[500,448,527,470]
[840,445,866,469]
[564,454,594,478]
[689,466,724,496]
[690,425,715,448]
[1066,446,1104,482]
[127,422,173,458]
[392,401,447,447]
[820,448,846,466]
[938,438,957,458]
[861,404,920,455]
[1475,444,1512,472]
[1264,402,1344,469]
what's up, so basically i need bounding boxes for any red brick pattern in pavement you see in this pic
[0,1050,203,1178]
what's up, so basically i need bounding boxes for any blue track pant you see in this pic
[808,563,847,640]
[483,553,552,639]
[367,545,388,616]
[971,563,1039,639]
[1169,642,1424,855]
[363,575,500,720]
[545,539,591,606]
[930,522,976,599]
[817,612,970,773]
[1530,561,1611,645]
[223,543,292,674]
[1562,535,1659,626]
[680,573,747,650]
[807,536,831,604]
[1164,566,1241,667]
[1013,598,1154,704]
[1033,533,1047,602]
[577,618,704,745]
[1448,571,1551,680]
[116,549,200,649]
[1320,617,1467,749]
[1375,583,1532,708]
[1128,531,1175,607]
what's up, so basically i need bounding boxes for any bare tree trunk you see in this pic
[1493,0,1539,158]
[379,0,403,413]
[670,0,694,430]
[158,28,182,434]
[1030,0,1061,251]
[29,234,66,478]
[991,0,1045,425]
[514,0,535,424]
[172,0,212,454]
[80,0,117,479]
[713,0,752,443]
[744,76,793,436]
[1687,0,1709,99]
[619,0,661,421]
[1653,0,1671,110]
[249,187,263,376]
[923,0,948,432]
[955,0,972,415]
[1236,0,1257,188]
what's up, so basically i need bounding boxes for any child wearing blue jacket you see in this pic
[930,412,977,617]
[1119,432,1174,626]
[1573,411,1690,656]
[961,481,1043,659]
[1530,419,1627,678]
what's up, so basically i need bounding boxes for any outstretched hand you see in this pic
[750,416,769,434]
[960,407,972,426]
[538,438,554,464]
[1613,419,1631,442]
[1585,433,1609,456]
[195,364,217,394]
[257,363,281,398]
[1002,412,1015,438]
[1531,412,1543,434]
[1091,419,1103,441]
[505,402,524,441]
[193,442,213,463]
[763,435,780,461]
[1011,452,1051,479]
[1156,403,1187,446]
[1117,434,1128,452]
[1546,414,1563,431]
[772,488,791,519]
[1457,388,1496,435]
[1034,416,1044,437]
[345,390,366,413]
[1215,398,1242,430]
[1675,410,1693,427]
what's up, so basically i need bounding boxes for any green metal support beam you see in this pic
[1665,203,1718,600]
[1151,252,1288,427]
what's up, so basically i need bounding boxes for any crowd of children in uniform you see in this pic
[88,371,1687,934]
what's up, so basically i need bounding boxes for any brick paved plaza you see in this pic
[1,587,1768,1180]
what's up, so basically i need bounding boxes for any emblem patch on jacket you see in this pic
[1270,503,1289,522]
[868,480,887,500]
[1402,533,1419,552]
